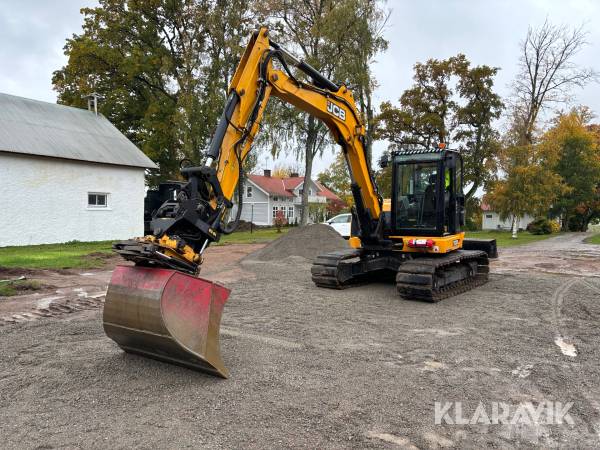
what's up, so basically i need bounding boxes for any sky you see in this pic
[1,0,599,174]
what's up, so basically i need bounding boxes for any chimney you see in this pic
[263,169,271,177]
[85,92,102,115]
[290,172,299,178]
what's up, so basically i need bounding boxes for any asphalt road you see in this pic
[1,234,599,448]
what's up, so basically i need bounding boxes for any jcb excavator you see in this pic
[103,27,496,378]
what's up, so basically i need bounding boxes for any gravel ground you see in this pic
[1,235,600,448]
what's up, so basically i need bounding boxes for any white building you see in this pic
[0,93,156,246]
[481,203,534,231]
[231,170,344,225]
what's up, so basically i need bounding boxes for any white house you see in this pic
[481,203,534,231]
[231,169,344,225]
[0,93,156,246]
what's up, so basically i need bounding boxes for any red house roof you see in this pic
[247,174,343,203]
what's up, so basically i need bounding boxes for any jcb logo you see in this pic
[327,101,346,121]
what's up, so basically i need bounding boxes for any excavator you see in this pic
[103,27,497,378]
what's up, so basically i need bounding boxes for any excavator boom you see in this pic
[104,27,381,376]
[103,27,494,377]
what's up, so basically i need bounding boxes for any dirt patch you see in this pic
[0,267,43,277]
[0,243,263,323]
[245,224,347,262]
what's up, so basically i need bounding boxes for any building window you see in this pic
[287,206,294,219]
[273,196,279,201]
[246,186,253,198]
[485,214,493,219]
[308,188,313,196]
[88,192,108,208]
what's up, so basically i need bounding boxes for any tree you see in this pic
[487,143,566,238]
[317,152,351,200]
[272,163,302,178]
[510,20,598,145]
[53,0,255,185]
[544,109,600,230]
[376,54,503,200]
[258,0,388,224]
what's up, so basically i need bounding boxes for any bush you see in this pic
[549,221,561,234]
[274,210,287,233]
[526,218,554,235]
[568,214,586,231]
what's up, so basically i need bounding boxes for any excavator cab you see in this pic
[391,148,465,237]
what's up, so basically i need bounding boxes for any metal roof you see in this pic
[0,93,157,169]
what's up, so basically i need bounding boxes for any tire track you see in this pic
[0,295,105,325]
[550,277,600,439]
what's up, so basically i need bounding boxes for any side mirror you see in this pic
[378,153,389,169]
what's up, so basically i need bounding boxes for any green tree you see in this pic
[376,54,503,200]
[318,153,350,197]
[53,0,255,185]
[544,110,600,230]
[257,0,388,224]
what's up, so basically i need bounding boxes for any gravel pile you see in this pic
[246,224,348,261]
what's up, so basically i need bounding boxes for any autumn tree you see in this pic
[271,162,302,178]
[53,0,256,185]
[510,20,597,145]
[544,109,600,230]
[487,143,566,238]
[376,54,503,200]
[257,0,388,224]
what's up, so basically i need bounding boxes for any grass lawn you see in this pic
[465,230,558,247]
[584,234,600,245]
[0,279,44,297]
[0,241,113,270]
[216,227,289,245]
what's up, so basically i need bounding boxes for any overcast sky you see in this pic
[1,0,599,173]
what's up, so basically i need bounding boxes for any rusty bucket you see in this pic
[103,265,230,378]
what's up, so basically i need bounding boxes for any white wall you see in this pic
[231,181,270,225]
[0,153,146,246]
[482,212,534,231]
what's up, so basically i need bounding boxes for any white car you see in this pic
[324,213,352,238]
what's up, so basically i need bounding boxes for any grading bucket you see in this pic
[103,265,230,378]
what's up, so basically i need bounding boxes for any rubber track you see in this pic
[311,249,362,289]
[396,250,489,302]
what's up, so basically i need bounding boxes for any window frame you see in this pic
[88,192,109,209]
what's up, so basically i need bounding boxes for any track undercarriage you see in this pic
[312,248,489,302]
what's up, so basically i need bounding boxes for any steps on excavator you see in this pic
[103,265,230,377]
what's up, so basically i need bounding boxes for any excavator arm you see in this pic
[104,27,492,378]
[105,27,385,377]
[113,27,381,274]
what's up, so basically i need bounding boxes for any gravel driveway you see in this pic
[1,234,599,448]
